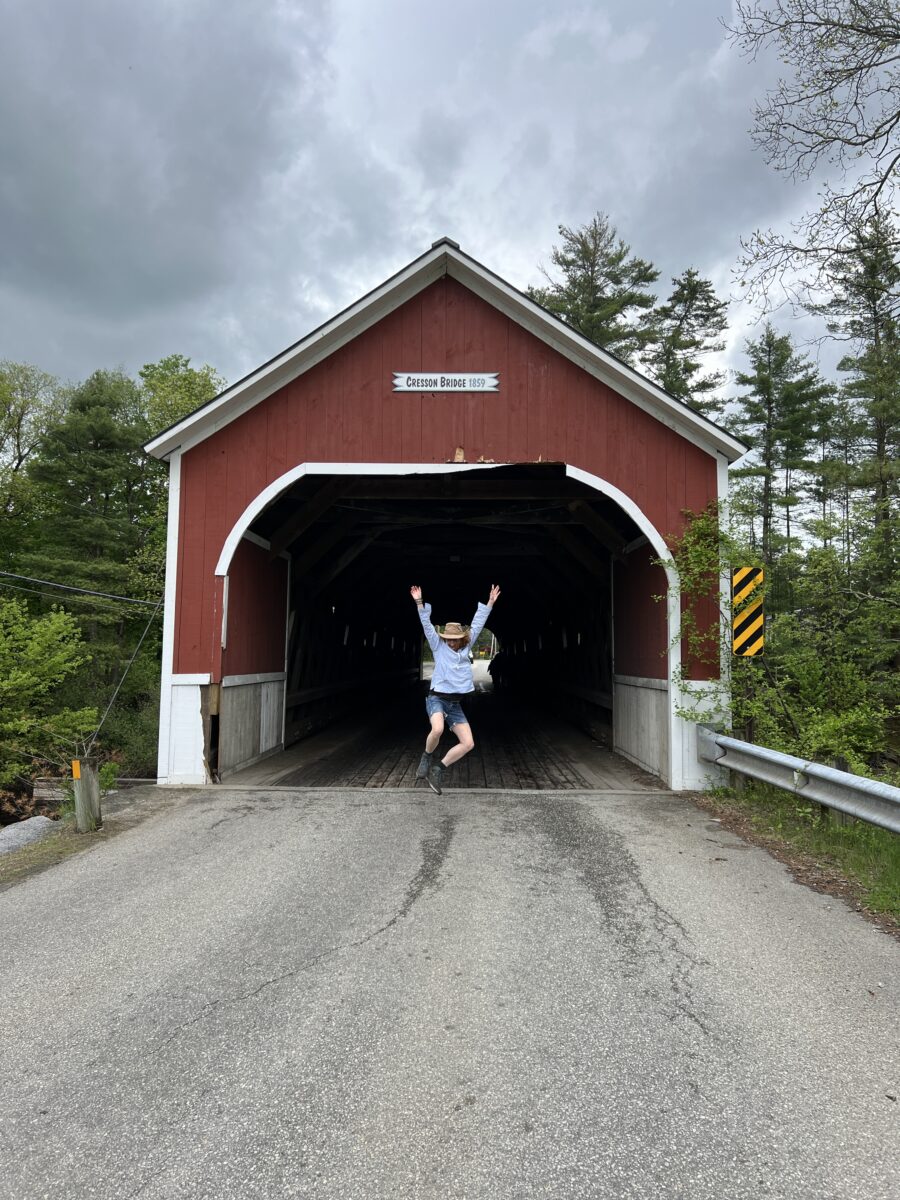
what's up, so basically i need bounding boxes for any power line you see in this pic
[0,580,162,614]
[0,569,161,608]
[86,598,164,754]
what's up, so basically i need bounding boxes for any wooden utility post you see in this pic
[72,759,102,833]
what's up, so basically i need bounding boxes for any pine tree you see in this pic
[809,216,900,585]
[644,268,729,415]
[6,357,224,775]
[732,325,832,568]
[26,370,151,577]
[802,393,863,564]
[529,213,659,363]
[23,371,155,714]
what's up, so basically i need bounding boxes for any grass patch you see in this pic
[699,782,900,923]
[0,815,109,892]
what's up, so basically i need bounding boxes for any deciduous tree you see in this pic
[0,596,96,785]
[139,353,225,434]
[728,0,900,301]
[0,362,67,558]
[129,354,225,601]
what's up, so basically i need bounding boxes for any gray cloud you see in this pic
[0,0,828,388]
[0,0,330,314]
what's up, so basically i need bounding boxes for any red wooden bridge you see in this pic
[145,240,745,792]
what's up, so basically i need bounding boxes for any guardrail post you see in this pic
[825,756,856,827]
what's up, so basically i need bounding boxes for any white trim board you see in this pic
[615,675,668,691]
[222,671,287,687]
[156,452,182,783]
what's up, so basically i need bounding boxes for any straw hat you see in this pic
[438,621,470,641]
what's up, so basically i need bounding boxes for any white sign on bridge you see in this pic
[392,372,499,392]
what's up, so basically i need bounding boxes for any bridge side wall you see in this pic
[612,542,671,777]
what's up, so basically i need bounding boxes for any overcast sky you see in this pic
[0,0,824,392]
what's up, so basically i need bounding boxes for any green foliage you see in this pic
[660,502,898,773]
[4,355,223,777]
[130,354,225,603]
[529,213,660,363]
[706,782,900,919]
[100,692,160,777]
[731,323,834,565]
[0,597,97,784]
[98,761,120,793]
[0,361,68,560]
[644,268,728,416]
[19,371,156,710]
[140,353,225,434]
[25,369,152,574]
[809,215,900,586]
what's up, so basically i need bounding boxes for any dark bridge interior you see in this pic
[243,464,645,759]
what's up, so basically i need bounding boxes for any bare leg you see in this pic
[441,722,474,766]
[425,713,444,754]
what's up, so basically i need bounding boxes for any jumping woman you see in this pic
[410,583,501,794]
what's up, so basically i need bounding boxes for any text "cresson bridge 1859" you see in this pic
[392,372,500,392]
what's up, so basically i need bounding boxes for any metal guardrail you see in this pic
[697,725,900,835]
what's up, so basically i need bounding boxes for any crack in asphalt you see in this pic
[372,814,457,937]
[152,815,457,1055]
[524,795,713,1039]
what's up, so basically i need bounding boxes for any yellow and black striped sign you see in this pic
[732,567,764,656]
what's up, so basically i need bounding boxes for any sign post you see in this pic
[72,759,102,833]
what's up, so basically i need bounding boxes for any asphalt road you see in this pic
[1,785,898,1199]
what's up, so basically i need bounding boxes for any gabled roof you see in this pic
[144,238,748,462]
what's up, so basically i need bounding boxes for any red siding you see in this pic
[222,540,287,677]
[173,276,719,676]
[614,544,669,680]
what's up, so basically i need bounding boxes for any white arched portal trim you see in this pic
[214,462,507,577]
[210,460,685,788]
[565,465,684,789]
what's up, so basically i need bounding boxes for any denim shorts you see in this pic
[426,693,468,729]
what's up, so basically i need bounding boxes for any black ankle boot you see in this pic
[416,751,433,779]
[427,761,445,795]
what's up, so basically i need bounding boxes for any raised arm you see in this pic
[469,583,500,644]
[410,585,441,654]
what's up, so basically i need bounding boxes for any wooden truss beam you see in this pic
[566,500,627,557]
[341,480,583,501]
[291,511,359,575]
[310,532,381,596]
[268,478,346,560]
[546,524,611,580]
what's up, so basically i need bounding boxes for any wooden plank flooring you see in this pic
[231,685,662,792]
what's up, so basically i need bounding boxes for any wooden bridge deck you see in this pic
[228,680,662,792]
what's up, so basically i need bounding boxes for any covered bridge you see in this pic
[145,239,745,790]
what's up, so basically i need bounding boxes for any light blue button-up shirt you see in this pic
[418,601,492,694]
